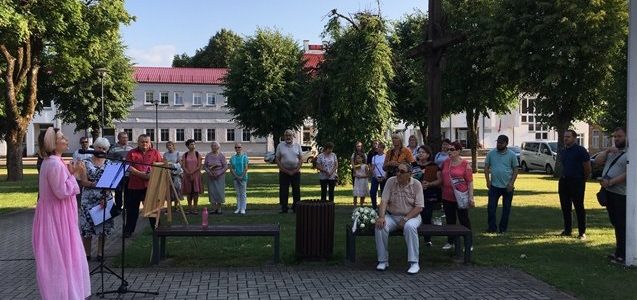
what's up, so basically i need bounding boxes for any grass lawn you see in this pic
[0,167,39,214]
[2,163,636,298]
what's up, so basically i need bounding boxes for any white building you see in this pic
[402,95,590,149]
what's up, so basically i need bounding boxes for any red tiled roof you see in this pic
[308,44,324,50]
[303,53,324,70]
[133,67,227,85]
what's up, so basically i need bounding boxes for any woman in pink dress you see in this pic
[182,139,203,214]
[33,127,91,299]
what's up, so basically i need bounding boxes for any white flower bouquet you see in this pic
[351,207,378,233]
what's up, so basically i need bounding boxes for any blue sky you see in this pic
[122,0,427,66]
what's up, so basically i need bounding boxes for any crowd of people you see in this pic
[31,126,628,297]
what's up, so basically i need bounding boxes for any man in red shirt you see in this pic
[124,134,163,238]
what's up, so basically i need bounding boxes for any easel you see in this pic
[142,161,189,227]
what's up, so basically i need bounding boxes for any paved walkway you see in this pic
[0,209,574,299]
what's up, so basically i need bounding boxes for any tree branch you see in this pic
[16,40,31,94]
[329,9,359,30]
[0,44,20,119]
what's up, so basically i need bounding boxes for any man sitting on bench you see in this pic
[375,162,424,274]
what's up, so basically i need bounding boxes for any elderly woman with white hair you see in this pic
[204,141,228,214]
[77,137,115,262]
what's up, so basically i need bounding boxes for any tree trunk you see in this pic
[418,126,428,146]
[6,128,26,181]
[272,132,281,150]
[465,109,479,173]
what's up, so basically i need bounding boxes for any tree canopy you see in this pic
[172,29,243,68]
[223,28,309,144]
[0,0,133,180]
[312,11,395,182]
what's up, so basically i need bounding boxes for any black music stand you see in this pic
[91,159,158,297]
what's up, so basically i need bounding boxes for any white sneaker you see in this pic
[234,209,240,214]
[240,210,246,215]
[407,263,420,274]
[442,243,454,250]
[376,262,388,271]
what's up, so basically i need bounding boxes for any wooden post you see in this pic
[625,0,637,266]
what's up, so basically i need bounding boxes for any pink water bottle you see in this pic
[202,207,209,228]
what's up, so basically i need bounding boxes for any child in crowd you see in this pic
[352,154,369,206]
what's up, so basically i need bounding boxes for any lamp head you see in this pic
[94,67,108,78]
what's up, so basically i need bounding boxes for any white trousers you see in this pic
[233,179,247,210]
[375,214,422,263]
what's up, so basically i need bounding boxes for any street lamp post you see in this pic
[94,68,108,137]
[153,99,159,146]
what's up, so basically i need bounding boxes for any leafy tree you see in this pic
[171,29,243,68]
[0,0,132,181]
[490,0,627,174]
[312,11,395,183]
[389,11,429,142]
[443,0,518,171]
[596,40,627,132]
[223,28,309,147]
[172,53,191,67]
[190,29,242,68]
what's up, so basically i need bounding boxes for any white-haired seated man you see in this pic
[375,162,424,274]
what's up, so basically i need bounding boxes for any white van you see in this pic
[520,141,558,174]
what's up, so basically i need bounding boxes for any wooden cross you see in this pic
[407,0,465,154]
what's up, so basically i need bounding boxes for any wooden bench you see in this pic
[152,224,280,265]
[345,224,472,263]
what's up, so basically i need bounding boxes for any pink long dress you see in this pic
[33,155,91,300]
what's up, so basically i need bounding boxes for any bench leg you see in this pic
[274,233,280,264]
[454,236,462,258]
[464,233,472,264]
[152,234,160,265]
[346,228,356,263]
[160,236,166,259]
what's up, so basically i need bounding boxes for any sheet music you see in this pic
[89,199,114,225]
[95,163,129,189]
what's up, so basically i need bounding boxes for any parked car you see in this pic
[262,145,318,164]
[509,146,521,166]
[520,141,558,174]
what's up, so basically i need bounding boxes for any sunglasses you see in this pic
[81,141,89,144]
[235,146,242,149]
[446,148,457,152]
[398,169,410,174]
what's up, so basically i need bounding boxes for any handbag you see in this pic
[596,151,625,207]
[448,162,470,209]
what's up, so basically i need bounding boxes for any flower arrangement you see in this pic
[351,207,378,233]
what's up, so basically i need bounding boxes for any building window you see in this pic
[160,92,169,105]
[194,129,202,141]
[174,92,184,105]
[207,129,216,141]
[193,92,203,106]
[160,129,169,142]
[144,91,154,105]
[242,130,252,142]
[592,130,600,149]
[176,129,185,142]
[206,93,216,106]
[226,129,235,142]
[123,129,133,140]
[146,129,155,142]
[576,133,585,146]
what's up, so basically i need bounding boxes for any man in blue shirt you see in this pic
[558,130,591,239]
[485,135,519,233]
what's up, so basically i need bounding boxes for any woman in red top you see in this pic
[182,139,203,214]
[440,141,474,250]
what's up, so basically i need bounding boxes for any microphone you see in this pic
[78,149,108,158]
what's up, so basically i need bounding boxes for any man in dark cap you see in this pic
[484,135,519,233]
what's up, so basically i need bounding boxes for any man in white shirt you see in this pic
[275,129,303,213]
[72,137,92,161]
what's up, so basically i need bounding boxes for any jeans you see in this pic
[319,179,336,202]
[369,177,386,210]
[606,191,626,259]
[558,178,586,235]
[443,200,471,243]
[487,186,514,232]
[279,171,301,212]
[234,179,247,211]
